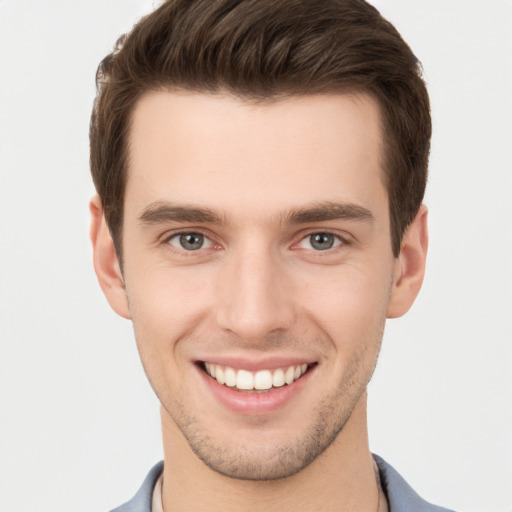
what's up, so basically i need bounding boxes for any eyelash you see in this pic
[163,230,217,255]
[161,229,350,255]
[294,231,347,251]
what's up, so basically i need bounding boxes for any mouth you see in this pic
[199,361,315,393]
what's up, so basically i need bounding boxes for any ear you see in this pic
[90,195,131,319]
[387,205,428,318]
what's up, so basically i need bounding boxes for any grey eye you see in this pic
[310,233,335,250]
[180,233,204,250]
[298,233,343,251]
[168,233,212,251]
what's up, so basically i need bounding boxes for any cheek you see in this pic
[125,263,216,351]
[301,263,392,347]
[125,271,206,395]
[126,259,204,314]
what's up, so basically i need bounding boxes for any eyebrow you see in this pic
[138,202,224,224]
[138,201,374,226]
[283,201,375,225]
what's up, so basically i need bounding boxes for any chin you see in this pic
[171,390,359,481]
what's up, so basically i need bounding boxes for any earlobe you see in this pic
[90,195,131,319]
[387,205,429,319]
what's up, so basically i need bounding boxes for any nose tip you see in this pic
[223,305,285,340]
[214,252,295,340]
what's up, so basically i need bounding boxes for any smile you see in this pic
[202,362,310,392]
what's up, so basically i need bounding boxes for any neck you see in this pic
[160,393,378,512]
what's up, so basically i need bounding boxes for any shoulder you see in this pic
[373,454,456,512]
[109,461,164,512]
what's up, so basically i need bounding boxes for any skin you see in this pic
[91,91,428,512]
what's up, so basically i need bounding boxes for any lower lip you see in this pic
[197,366,313,415]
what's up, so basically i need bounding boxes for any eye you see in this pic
[167,232,213,251]
[298,232,343,251]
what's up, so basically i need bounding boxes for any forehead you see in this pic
[126,91,387,223]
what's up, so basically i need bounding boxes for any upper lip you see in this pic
[194,355,317,372]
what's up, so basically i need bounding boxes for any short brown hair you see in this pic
[90,0,431,260]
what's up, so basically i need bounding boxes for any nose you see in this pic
[214,242,296,341]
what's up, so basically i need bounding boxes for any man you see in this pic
[89,1,453,510]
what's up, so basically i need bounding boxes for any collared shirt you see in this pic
[149,466,391,512]
[110,455,456,512]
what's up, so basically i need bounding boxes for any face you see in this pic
[101,91,410,480]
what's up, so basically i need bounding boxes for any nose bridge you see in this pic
[215,237,295,339]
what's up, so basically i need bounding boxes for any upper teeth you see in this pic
[204,363,308,390]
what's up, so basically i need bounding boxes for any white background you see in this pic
[0,1,511,511]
